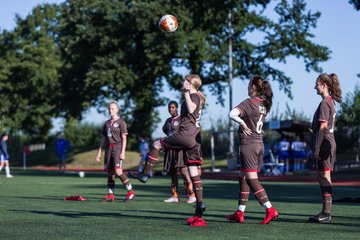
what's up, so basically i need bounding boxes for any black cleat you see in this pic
[128,171,148,183]
[309,212,332,223]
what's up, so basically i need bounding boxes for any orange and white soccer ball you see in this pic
[158,14,178,32]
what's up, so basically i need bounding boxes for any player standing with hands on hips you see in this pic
[130,74,207,227]
[227,75,278,224]
[309,73,342,223]
[96,101,135,202]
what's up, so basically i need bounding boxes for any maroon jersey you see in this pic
[100,118,128,147]
[235,97,267,144]
[311,96,336,151]
[179,93,202,133]
[162,115,181,136]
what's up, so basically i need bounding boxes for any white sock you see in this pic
[108,188,114,194]
[238,205,246,212]
[5,166,10,176]
[125,183,132,191]
[263,201,272,209]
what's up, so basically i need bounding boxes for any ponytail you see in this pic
[317,73,342,103]
[197,90,206,106]
[328,73,342,103]
[250,75,273,113]
[262,81,273,112]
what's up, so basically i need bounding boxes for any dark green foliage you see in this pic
[0,0,329,141]
[336,85,360,154]
[349,0,360,10]
[0,4,62,139]
[337,85,360,127]
[63,119,101,147]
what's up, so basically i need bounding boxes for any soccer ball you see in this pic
[79,171,85,178]
[158,14,178,32]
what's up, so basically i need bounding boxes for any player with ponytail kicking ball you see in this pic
[227,76,278,224]
[130,74,206,227]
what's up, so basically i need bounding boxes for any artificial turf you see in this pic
[0,170,359,240]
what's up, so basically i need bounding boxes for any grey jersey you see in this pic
[179,93,202,134]
[311,96,336,150]
[235,97,267,144]
[100,118,128,147]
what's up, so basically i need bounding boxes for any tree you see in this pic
[337,84,360,127]
[270,102,310,121]
[58,0,329,139]
[0,4,62,139]
[349,0,360,10]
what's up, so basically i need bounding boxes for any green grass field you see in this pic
[0,170,359,240]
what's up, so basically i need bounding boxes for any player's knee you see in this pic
[188,166,199,177]
[152,140,162,149]
[115,169,123,176]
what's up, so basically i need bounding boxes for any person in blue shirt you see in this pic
[137,136,152,177]
[0,133,13,178]
[55,133,71,174]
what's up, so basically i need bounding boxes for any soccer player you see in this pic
[309,73,342,223]
[162,101,196,204]
[95,101,135,202]
[0,133,13,178]
[226,75,278,224]
[130,74,206,227]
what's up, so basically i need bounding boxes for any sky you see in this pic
[1,0,359,138]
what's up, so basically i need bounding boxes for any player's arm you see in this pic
[184,91,197,114]
[314,122,327,160]
[162,120,169,135]
[228,108,251,136]
[120,133,127,160]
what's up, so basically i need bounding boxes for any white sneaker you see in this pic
[163,196,179,203]
[6,175,13,178]
[186,196,196,204]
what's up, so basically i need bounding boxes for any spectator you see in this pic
[55,133,70,174]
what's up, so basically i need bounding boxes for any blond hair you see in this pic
[185,74,206,106]
[108,101,120,110]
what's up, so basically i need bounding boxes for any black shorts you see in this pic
[239,142,264,172]
[160,130,202,166]
[104,143,123,170]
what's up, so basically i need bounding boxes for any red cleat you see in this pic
[100,194,115,202]
[125,190,135,201]
[190,217,207,227]
[260,207,279,224]
[187,216,199,225]
[226,210,244,223]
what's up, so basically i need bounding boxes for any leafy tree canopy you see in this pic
[0,0,330,140]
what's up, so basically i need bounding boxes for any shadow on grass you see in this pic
[9,208,360,228]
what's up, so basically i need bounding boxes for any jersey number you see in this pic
[256,114,264,134]
[195,109,202,128]
[329,112,336,133]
